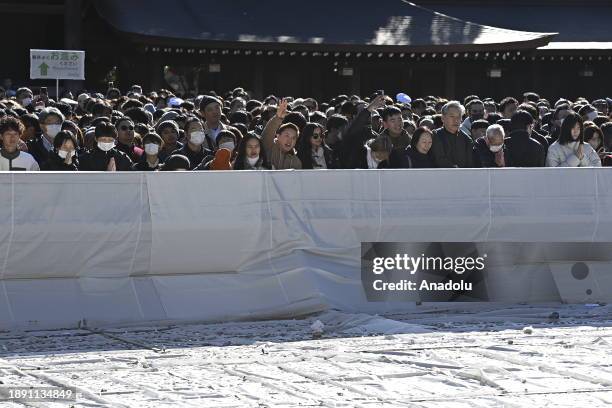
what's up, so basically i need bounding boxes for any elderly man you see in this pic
[473,124,507,168]
[431,101,474,168]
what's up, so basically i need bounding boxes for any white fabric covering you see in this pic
[0,168,610,329]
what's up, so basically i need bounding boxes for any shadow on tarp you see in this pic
[1,303,611,358]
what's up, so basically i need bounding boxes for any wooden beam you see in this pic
[0,3,64,14]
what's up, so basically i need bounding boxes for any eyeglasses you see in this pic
[120,125,134,131]
[311,133,322,140]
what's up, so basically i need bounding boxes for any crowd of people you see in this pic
[0,84,611,171]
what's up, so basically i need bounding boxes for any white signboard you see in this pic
[29,49,85,80]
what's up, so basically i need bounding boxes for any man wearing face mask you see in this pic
[171,120,213,170]
[459,99,485,137]
[79,121,133,171]
[27,107,64,166]
[473,124,507,168]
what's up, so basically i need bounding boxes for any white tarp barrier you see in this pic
[0,168,611,329]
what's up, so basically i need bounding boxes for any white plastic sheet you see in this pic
[0,168,610,329]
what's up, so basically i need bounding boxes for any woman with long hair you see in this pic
[546,112,601,167]
[296,122,338,169]
[233,132,269,170]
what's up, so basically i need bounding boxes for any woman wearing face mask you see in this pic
[40,130,79,171]
[133,132,163,171]
[27,107,64,166]
[546,112,601,167]
[79,121,134,171]
[400,127,436,168]
[233,132,269,170]
[170,117,213,170]
[296,123,339,169]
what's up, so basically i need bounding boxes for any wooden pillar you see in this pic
[253,58,264,100]
[351,65,361,97]
[445,59,456,99]
[63,0,83,94]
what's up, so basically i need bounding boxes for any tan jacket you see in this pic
[262,116,302,170]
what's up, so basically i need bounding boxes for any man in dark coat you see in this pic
[504,110,546,167]
[473,124,508,168]
[430,101,474,168]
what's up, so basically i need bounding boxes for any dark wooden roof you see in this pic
[419,3,612,42]
[93,0,556,52]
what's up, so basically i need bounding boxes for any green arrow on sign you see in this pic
[39,62,49,76]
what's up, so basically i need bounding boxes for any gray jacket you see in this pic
[546,141,601,167]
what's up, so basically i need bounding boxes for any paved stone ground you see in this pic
[1,303,612,407]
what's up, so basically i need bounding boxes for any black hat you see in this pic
[161,154,190,171]
[199,95,222,111]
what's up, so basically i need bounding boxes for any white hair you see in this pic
[441,100,465,116]
[486,124,505,139]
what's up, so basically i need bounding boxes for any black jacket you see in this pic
[298,144,340,169]
[342,108,379,169]
[504,130,546,167]
[171,143,213,170]
[115,142,143,163]
[26,135,53,166]
[430,127,475,168]
[79,146,133,171]
[473,137,508,168]
[132,155,161,171]
[40,152,79,171]
[401,146,436,168]
[351,145,390,169]
[531,129,551,155]
[159,142,183,163]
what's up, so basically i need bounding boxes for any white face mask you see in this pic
[189,131,205,145]
[46,124,62,138]
[58,150,75,159]
[98,141,115,152]
[219,141,235,151]
[489,144,503,153]
[247,156,259,166]
[21,97,32,107]
[144,143,160,155]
